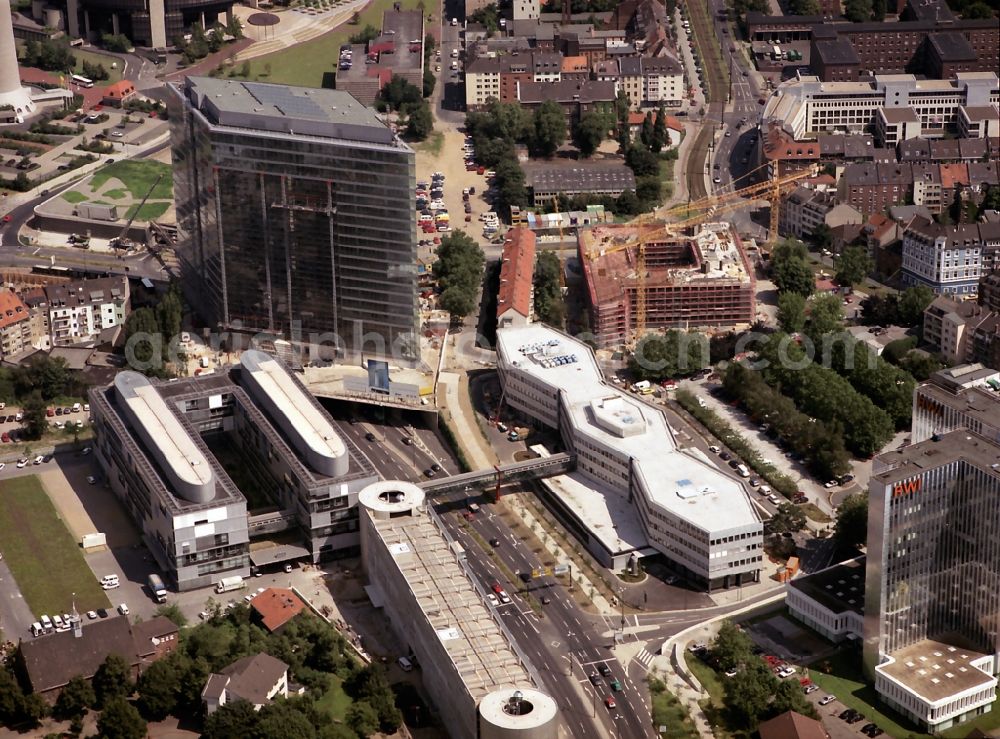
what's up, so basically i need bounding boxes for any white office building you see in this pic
[911,364,1000,444]
[763,71,999,139]
[496,325,762,590]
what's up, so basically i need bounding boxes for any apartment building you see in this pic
[763,72,999,140]
[901,221,990,296]
[864,430,1000,732]
[922,296,995,363]
[512,0,539,21]
[496,227,535,329]
[618,57,643,109]
[780,186,862,239]
[89,351,378,589]
[19,287,49,351]
[958,105,1000,139]
[44,276,129,346]
[358,481,557,739]
[641,56,684,107]
[516,80,616,127]
[910,363,1000,444]
[980,271,1000,312]
[496,324,763,591]
[0,289,32,359]
[579,222,756,347]
[168,77,418,364]
[838,163,916,217]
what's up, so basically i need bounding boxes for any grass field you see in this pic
[125,201,171,221]
[61,190,87,204]
[649,677,699,739]
[0,476,109,615]
[315,675,352,721]
[104,188,127,200]
[72,49,124,85]
[90,160,173,201]
[243,0,431,88]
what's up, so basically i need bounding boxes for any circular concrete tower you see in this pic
[0,0,34,120]
[478,688,559,739]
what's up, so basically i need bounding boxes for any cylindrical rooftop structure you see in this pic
[358,480,426,520]
[478,688,559,739]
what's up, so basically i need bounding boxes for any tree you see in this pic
[434,231,485,319]
[203,699,258,739]
[54,675,95,720]
[777,292,807,333]
[380,75,422,112]
[630,331,708,381]
[807,292,845,339]
[406,101,433,140]
[226,14,244,39]
[349,24,380,44]
[723,659,777,728]
[871,0,886,20]
[713,620,753,672]
[773,256,815,296]
[422,66,436,98]
[625,144,659,177]
[532,101,566,158]
[124,307,161,367]
[96,697,147,739]
[640,112,654,149]
[635,176,661,207]
[768,503,807,535]
[346,701,380,737]
[961,1,994,17]
[157,286,183,343]
[651,108,667,153]
[573,111,608,157]
[770,677,817,719]
[92,654,133,709]
[900,351,942,381]
[843,0,873,21]
[469,4,500,34]
[897,285,935,327]
[154,602,187,627]
[834,493,869,549]
[835,245,873,287]
[136,656,181,720]
[21,391,48,440]
[533,251,565,327]
[494,156,529,217]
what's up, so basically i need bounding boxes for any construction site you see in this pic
[579,222,757,348]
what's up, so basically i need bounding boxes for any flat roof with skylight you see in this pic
[496,325,759,534]
[878,636,996,705]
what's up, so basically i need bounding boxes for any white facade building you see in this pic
[45,276,129,345]
[496,325,762,590]
[901,222,984,296]
[763,72,999,139]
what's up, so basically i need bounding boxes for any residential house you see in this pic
[561,55,590,81]
[759,711,830,739]
[516,80,616,128]
[922,296,990,362]
[641,56,684,107]
[464,56,501,110]
[132,617,181,666]
[780,186,861,239]
[531,52,563,82]
[202,653,290,715]
[0,289,32,359]
[980,270,1000,312]
[618,57,643,110]
[497,227,536,329]
[512,0,539,21]
[902,221,985,296]
[250,588,306,634]
[45,276,130,346]
[838,162,914,217]
[910,162,943,214]
[101,80,137,107]
[19,287,50,350]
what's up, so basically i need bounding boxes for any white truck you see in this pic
[214,575,246,594]
[148,573,167,603]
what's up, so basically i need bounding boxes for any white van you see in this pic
[397,656,414,672]
[52,614,66,631]
[40,614,53,631]
[30,622,44,637]
[101,574,120,589]
[736,464,751,478]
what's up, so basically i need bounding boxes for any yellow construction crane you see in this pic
[584,163,817,345]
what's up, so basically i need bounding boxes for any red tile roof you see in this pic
[628,112,646,126]
[0,289,29,330]
[250,587,305,632]
[759,711,829,739]
[940,163,970,189]
[497,227,536,321]
[103,80,135,100]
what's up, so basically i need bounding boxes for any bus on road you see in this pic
[71,75,94,88]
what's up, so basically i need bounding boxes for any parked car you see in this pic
[818,695,835,706]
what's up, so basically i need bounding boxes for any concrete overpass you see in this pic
[419,452,576,497]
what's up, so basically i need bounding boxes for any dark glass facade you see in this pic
[168,81,419,363]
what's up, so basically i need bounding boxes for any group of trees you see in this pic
[834,492,870,550]
[81,60,111,82]
[532,251,564,327]
[943,0,996,18]
[572,110,615,158]
[708,621,817,729]
[770,239,816,297]
[749,333,895,458]
[465,100,532,216]
[377,75,432,140]
[629,331,709,381]
[859,285,935,329]
[19,39,76,72]
[0,355,83,440]
[468,4,500,35]
[422,34,436,98]
[882,336,943,380]
[722,362,852,481]
[100,33,133,53]
[434,231,485,319]
[827,336,915,429]
[834,245,873,288]
[123,283,183,376]
[175,18,242,65]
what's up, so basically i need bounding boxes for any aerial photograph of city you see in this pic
[0,0,997,735]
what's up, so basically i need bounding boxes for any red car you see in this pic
[1,433,9,443]
[477,166,485,175]
[46,408,54,417]
[1,214,11,223]
[492,582,503,595]
[605,696,616,710]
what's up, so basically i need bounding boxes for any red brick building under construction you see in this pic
[579,223,757,347]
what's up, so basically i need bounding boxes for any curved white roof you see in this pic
[114,372,215,504]
[240,350,349,477]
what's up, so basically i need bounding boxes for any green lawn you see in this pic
[415,130,444,157]
[89,160,173,201]
[0,476,110,614]
[104,188,127,200]
[72,49,123,85]
[315,675,352,721]
[649,678,700,739]
[124,201,171,221]
[687,657,724,704]
[243,0,431,88]
[810,651,1000,739]
[61,190,87,204]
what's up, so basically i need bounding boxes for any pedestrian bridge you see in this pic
[419,452,575,496]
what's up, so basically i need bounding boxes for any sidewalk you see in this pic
[673,9,707,114]
[232,0,372,62]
